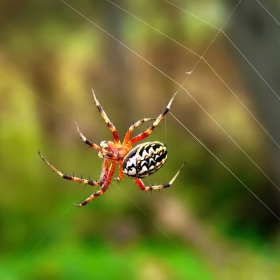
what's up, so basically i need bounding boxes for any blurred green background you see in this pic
[1,0,280,279]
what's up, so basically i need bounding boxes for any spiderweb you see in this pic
[3,0,280,279]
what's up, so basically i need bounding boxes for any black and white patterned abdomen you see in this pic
[122,142,168,178]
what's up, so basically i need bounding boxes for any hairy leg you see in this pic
[92,90,120,144]
[134,162,185,191]
[38,151,103,186]
[74,163,116,207]
[130,92,177,145]
[75,121,104,152]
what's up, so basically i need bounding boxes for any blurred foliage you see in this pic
[1,0,280,279]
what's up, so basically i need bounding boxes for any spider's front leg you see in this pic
[75,122,102,151]
[134,162,185,192]
[92,90,120,144]
[38,151,102,187]
[75,122,115,158]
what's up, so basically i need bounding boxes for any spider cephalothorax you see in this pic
[39,90,184,207]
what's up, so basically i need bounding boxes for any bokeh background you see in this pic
[1,0,280,279]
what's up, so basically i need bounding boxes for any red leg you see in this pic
[75,163,116,207]
[130,93,177,145]
[134,162,185,191]
[114,163,124,181]
[122,118,155,145]
[92,90,120,144]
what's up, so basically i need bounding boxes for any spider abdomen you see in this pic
[122,141,168,178]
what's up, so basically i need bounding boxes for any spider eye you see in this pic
[123,142,168,178]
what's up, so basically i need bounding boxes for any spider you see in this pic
[38,90,184,207]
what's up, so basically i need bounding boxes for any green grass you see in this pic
[2,239,210,280]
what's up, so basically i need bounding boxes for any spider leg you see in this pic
[122,118,155,144]
[75,122,111,156]
[114,163,124,181]
[92,89,120,144]
[130,92,177,145]
[38,151,101,186]
[134,162,184,191]
[75,163,116,207]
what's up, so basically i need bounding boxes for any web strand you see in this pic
[105,0,280,148]
[256,0,280,25]
[170,112,280,221]
[164,0,280,133]
[0,71,75,123]
[221,31,280,101]
[107,0,200,57]
[202,60,280,148]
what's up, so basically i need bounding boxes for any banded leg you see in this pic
[38,151,103,186]
[75,122,112,157]
[122,118,155,145]
[130,92,177,145]
[75,122,103,152]
[134,162,185,191]
[75,163,116,207]
[92,89,120,144]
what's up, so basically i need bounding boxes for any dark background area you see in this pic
[1,0,280,279]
